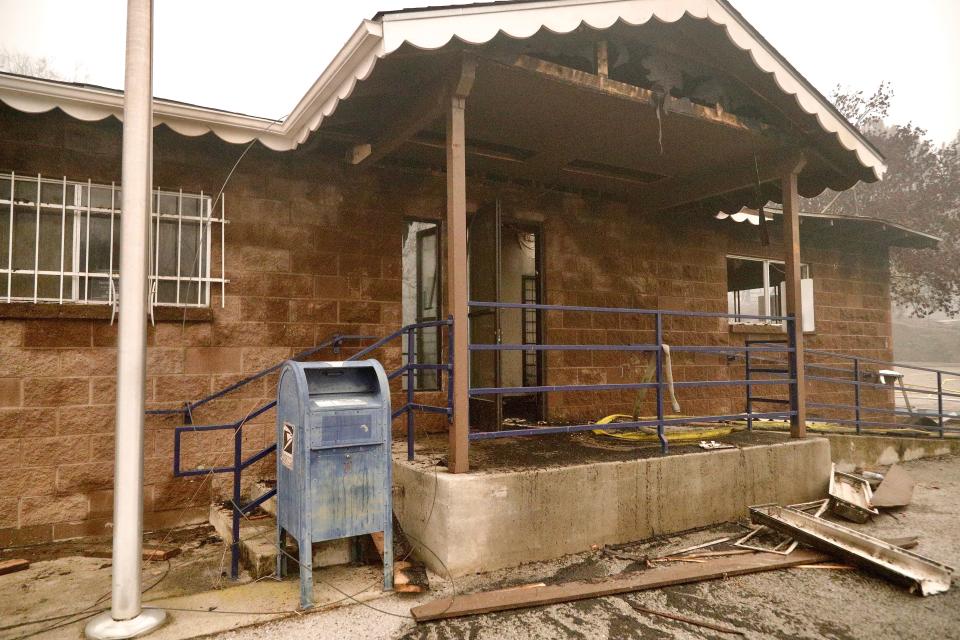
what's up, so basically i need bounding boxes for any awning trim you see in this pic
[0,0,886,182]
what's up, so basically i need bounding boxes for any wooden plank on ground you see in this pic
[83,544,181,562]
[0,559,29,576]
[411,549,831,622]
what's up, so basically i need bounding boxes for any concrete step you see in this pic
[208,501,351,579]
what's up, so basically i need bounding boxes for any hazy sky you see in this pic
[0,0,958,142]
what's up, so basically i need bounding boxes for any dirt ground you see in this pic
[411,425,954,472]
[2,455,957,640]
[413,427,794,472]
[220,454,960,640]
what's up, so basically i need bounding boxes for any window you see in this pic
[0,172,226,308]
[726,255,814,330]
[402,220,441,390]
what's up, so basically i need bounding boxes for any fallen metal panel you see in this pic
[872,464,915,508]
[750,505,954,596]
[829,464,879,523]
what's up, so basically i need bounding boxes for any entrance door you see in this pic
[468,200,543,429]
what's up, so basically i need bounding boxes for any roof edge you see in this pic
[0,0,890,179]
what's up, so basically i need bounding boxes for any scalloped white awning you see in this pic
[0,0,886,180]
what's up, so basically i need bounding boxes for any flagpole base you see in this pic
[85,608,166,639]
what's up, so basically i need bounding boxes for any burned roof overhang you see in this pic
[0,0,885,200]
[322,16,876,209]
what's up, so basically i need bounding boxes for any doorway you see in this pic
[468,200,544,429]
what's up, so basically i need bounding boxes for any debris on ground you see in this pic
[873,464,916,508]
[0,559,29,576]
[369,531,429,594]
[858,469,886,487]
[410,549,831,622]
[621,596,746,636]
[830,463,880,522]
[750,504,954,596]
[82,544,182,562]
[698,440,736,450]
[734,498,828,555]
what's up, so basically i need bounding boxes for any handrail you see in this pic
[746,344,958,437]
[148,333,374,420]
[170,321,453,580]
[806,349,960,377]
[467,301,799,451]
[472,300,793,321]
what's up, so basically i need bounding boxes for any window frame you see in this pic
[726,254,810,325]
[402,217,443,392]
[0,171,226,309]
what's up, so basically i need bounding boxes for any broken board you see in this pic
[872,464,915,508]
[0,559,29,576]
[411,549,830,622]
[82,544,181,562]
[370,532,429,594]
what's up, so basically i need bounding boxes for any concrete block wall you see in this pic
[0,106,426,545]
[530,194,893,422]
[0,103,896,544]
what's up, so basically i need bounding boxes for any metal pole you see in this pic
[853,358,862,434]
[407,328,416,460]
[86,0,165,637]
[787,317,800,430]
[231,425,242,579]
[655,312,667,453]
[937,371,944,438]
[745,342,753,431]
[493,198,503,431]
[447,315,454,422]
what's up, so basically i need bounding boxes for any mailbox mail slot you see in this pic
[275,360,393,609]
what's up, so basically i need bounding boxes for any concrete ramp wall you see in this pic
[394,439,831,577]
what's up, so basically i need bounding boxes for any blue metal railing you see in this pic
[169,321,452,579]
[745,343,960,437]
[466,301,799,451]
[164,300,958,580]
[804,350,959,437]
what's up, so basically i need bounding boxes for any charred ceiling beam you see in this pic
[635,150,807,212]
[348,55,477,168]
[483,53,790,144]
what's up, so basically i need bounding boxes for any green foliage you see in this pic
[808,83,960,317]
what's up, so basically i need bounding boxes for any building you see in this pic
[0,0,939,553]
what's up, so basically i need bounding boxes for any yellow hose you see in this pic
[744,419,938,437]
[592,414,735,442]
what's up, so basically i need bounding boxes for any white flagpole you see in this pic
[86,0,165,636]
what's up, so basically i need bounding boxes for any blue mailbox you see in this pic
[275,359,393,608]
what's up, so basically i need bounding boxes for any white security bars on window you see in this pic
[0,172,227,308]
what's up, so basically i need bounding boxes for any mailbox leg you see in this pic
[298,531,314,610]
[276,526,284,579]
[383,521,394,591]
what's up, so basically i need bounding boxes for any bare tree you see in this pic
[0,49,86,81]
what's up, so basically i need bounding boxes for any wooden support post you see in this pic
[595,40,609,77]
[446,58,475,474]
[781,161,807,438]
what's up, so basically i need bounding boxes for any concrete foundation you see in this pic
[394,438,831,577]
[825,434,960,471]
